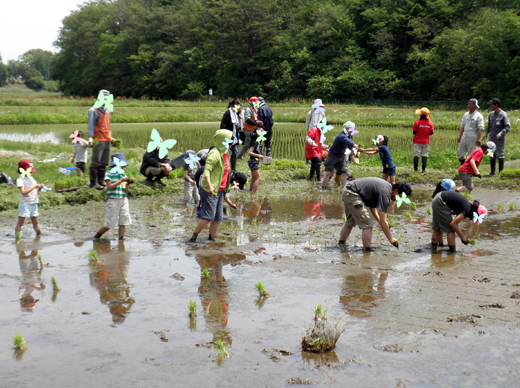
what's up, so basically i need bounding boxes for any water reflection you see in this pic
[339,268,388,318]
[88,240,134,324]
[0,132,61,144]
[188,248,246,345]
[18,244,45,312]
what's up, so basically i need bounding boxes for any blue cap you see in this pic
[441,179,455,191]
[109,152,129,167]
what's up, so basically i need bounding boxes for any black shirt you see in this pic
[249,140,261,161]
[345,177,392,213]
[440,191,472,218]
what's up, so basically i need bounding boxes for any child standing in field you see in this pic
[183,150,201,206]
[359,135,396,184]
[248,131,265,192]
[70,131,89,177]
[456,141,496,193]
[305,124,323,182]
[94,153,133,240]
[14,159,44,242]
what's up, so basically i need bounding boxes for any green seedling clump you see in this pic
[37,254,44,267]
[188,300,197,317]
[16,232,22,244]
[313,304,329,321]
[410,202,417,211]
[497,204,505,212]
[255,281,270,297]
[425,206,432,215]
[509,204,517,211]
[342,213,347,223]
[403,211,413,220]
[201,268,210,279]
[302,316,345,353]
[13,334,27,350]
[215,340,228,356]
[468,239,476,246]
[88,250,99,262]
[51,276,61,291]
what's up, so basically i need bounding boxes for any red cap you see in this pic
[249,96,258,103]
[18,159,37,173]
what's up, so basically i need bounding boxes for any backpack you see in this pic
[0,172,14,185]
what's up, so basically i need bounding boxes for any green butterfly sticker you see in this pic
[93,91,114,112]
[147,128,177,159]
[396,193,411,208]
[317,117,334,134]
[253,101,260,109]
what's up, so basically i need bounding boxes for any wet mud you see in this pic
[1,185,520,387]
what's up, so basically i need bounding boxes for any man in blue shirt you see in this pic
[257,97,274,156]
[322,129,359,189]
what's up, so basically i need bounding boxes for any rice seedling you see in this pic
[255,281,270,297]
[509,204,517,211]
[468,239,476,246]
[410,202,417,211]
[188,300,197,317]
[13,334,27,350]
[389,217,399,228]
[302,313,345,352]
[37,254,44,267]
[51,276,61,291]
[312,304,329,321]
[16,232,22,244]
[88,250,98,262]
[462,191,473,200]
[215,340,228,356]
[497,204,505,212]
[342,213,347,223]
[201,268,210,279]
[403,211,413,220]
[425,206,432,215]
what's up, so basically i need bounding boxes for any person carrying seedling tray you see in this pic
[87,89,117,190]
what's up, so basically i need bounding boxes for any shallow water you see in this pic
[1,187,520,387]
[0,132,62,144]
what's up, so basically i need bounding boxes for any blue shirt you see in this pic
[378,145,395,169]
[329,131,356,157]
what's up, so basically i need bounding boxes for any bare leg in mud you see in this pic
[339,224,372,248]
[191,219,220,241]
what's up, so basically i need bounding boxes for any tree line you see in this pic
[0,50,58,91]
[11,0,520,105]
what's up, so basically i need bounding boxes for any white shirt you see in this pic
[17,176,39,204]
[460,110,484,139]
[74,141,89,163]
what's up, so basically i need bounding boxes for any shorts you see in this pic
[184,180,200,201]
[18,202,39,218]
[76,162,86,173]
[248,159,260,172]
[324,153,348,174]
[383,167,396,176]
[104,198,132,228]
[431,194,454,233]
[458,171,473,191]
[342,189,374,229]
[414,144,429,157]
[199,188,224,221]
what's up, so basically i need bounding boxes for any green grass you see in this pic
[54,175,89,190]
[254,281,269,297]
[500,169,520,178]
[13,334,27,350]
[312,304,329,321]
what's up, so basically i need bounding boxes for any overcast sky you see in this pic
[0,0,84,62]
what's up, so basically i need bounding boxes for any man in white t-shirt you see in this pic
[457,98,484,165]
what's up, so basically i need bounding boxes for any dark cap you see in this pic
[231,172,247,190]
[488,98,501,105]
[109,152,129,167]
[258,97,265,102]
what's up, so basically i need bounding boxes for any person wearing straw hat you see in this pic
[412,107,434,173]
[456,98,484,166]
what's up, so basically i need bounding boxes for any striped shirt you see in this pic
[105,170,127,199]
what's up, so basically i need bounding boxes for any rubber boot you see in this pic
[237,146,247,160]
[308,164,315,180]
[144,175,155,186]
[231,154,237,171]
[89,168,100,188]
[459,159,466,166]
[97,167,106,187]
[487,157,496,176]
[413,157,419,172]
[498,158,505,174]
[421,157,428,173]
[315,163,321,182]
[266,148,271,157]
[208,234,215,241]
[188,233,198,243]
[448,245,456,253]
[431,242,438,251]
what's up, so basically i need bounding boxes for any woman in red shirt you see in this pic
[305,125,323,181]
[413,108,435,173]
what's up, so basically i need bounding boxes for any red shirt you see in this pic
[459,148,484,175]
[219,153,230,191]
[305,127,323,159]
[413,119,434,144]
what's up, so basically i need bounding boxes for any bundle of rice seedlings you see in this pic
[302,312,345,352]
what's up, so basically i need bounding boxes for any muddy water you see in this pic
[1,186,520,387]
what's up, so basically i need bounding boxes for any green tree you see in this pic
[19,49,56,80]
[25,68,45,89]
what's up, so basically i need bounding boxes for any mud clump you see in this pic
[510,291,520,299]
[286,377,318,385]
[447,314,482,324]
[479,303,504,309]
[377,344,404,353]
[423,271,444,277]
[152,330,170,342]
[301,319,345,353]
[472,277,491,283]
[262,348,293,362]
